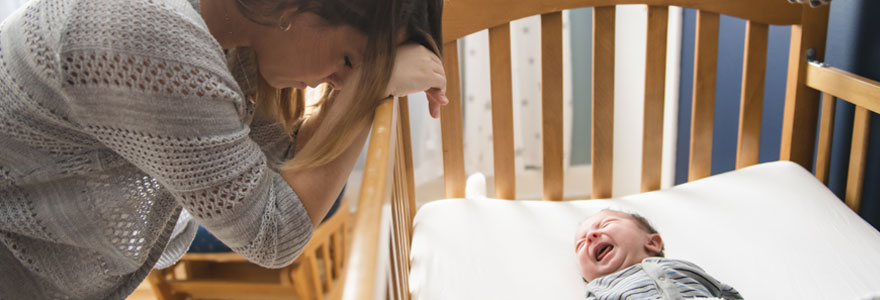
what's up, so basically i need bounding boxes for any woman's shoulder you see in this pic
[56,0,240,101]
[61,0,225,68]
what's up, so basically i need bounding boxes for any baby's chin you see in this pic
[581,257,629,282]
[580,266,619,282]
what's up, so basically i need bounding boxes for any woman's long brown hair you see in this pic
[235,0,443,171]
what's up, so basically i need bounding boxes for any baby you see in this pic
[574,209,743,299]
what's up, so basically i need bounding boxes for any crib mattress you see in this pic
[409,161,880,300]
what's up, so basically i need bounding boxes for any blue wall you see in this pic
[674,3,879,229]
[675,11,792,183]
[824,0,880,228]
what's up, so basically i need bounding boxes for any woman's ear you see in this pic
[644,233,663,256]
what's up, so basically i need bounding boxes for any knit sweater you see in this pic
[0,0,314,299]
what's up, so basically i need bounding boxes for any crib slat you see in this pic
[641,6,668,193]
[394,155,411,299]
[392,200,408,300]
[321,244,333,292]
[337,221,345,267]
[845,106,870,213]
[292,264,313,300]
[592,6,615,199]
[392,98,414,299]
[441,41,467,198]
[389,188,402,300]
[489,23,517,200]
[397,96,416,243]
[391,127,403,266]
[389,212,411,300]
[331,232,342,278]
[688,10,719,181]
[735,21,769,170]
[391,165,406,299]
[542,12,564,201]
[387,237,403,300]
[399,140,411,253]
[280,264,292,286]
[815,93,836,184]
[306,253,324,300]
[392,165,405,248]
[147,271,176,300]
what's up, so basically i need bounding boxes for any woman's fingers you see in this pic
[429,101,441,119]
[383,43,450,118]
[386,43,447,97]
[425,88,447,119]
[426,87,448,105]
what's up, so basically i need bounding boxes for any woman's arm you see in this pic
[281,108,369,228]
[63,50,315,268]
[283,43,449,228]
[280,68,373,228]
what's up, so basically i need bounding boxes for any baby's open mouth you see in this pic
[595,244,613,261]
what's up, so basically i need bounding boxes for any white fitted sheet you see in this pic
[409,161,880,300]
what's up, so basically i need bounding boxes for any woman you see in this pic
[0,0,446,298]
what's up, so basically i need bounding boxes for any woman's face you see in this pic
[250,12,368,90]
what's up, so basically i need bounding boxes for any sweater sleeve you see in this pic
[57,0,313,268]
[225,47,297,172]
[248,115,298,172]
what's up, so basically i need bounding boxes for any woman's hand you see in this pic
[385,43,449,118]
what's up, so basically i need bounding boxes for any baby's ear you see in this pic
[644,233,663,255]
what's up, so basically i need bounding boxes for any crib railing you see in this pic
[806,64,880,212]
[148,200,350,300]
[334,97,417,300]
[439,0,823,202]
[333,0,879,299]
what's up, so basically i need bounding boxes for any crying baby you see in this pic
[574,209,744,299]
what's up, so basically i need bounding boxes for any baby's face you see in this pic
[574,210,661,281]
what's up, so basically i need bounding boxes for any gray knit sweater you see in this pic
[0,0,314,299]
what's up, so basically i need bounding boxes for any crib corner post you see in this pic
[780,5,830,170]
[341,97,399,300]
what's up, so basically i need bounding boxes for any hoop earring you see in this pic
[278,15,292,31]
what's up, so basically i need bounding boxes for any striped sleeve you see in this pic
[663,259,744,299]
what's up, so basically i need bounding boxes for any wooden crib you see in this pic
[147,199,351,300]
[334,0,880,299]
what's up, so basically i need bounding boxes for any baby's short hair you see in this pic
[601,208,665,257]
